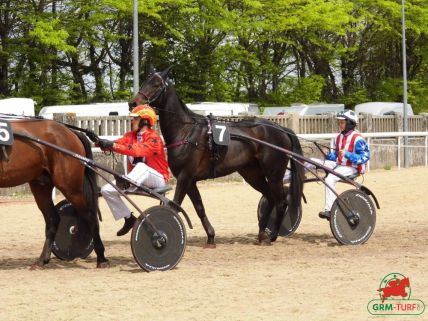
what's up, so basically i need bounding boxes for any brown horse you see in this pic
[129,67,305,246]
[0,118,108,269]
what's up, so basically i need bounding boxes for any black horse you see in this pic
[129,67,304,246]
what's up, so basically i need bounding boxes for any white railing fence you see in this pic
[94,132,428,173]
[75,113,428,136]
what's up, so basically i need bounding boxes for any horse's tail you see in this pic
[284,128,305,216]
[74,131,101,222]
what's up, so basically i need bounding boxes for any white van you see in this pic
[0,98,36,116]
[39,102,130,119]
[355,102,414,116]
[186,102,259,116]
[263,103,344,116]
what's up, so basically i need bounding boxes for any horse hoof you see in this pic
[258,231,272,246]
[258,239,272,246]
[96,261,110,269]
[29,264,44,271]
[203,243,216,249]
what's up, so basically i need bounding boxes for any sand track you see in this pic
[0,167,427,320]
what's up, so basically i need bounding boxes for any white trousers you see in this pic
[284,158,358,211]
[101,163,166,220]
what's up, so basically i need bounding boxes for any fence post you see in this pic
[422,113,428,132]
[328,113,335,133]
[53,112,77,126]
[290,112,300,133]
[359,113,372,133]
[394,113,404,169]
[394,113,403,132]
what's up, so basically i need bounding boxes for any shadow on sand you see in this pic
[187,232,340,247]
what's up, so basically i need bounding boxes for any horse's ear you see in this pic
[147,64,156,76]
[159,66,173,80]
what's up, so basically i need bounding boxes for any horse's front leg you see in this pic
[186,182,216,248]
[172,174,191,206]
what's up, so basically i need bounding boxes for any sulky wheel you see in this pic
[131,205,186,272]
[52,200,94,261]
[329,189,376,245]
[257,195,302,237]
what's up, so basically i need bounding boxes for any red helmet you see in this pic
[129,105,157,126]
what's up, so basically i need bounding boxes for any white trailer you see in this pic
[0,98,36,116]
[39,102,130,119]
[186,102,259,116]
[355,102,414,116]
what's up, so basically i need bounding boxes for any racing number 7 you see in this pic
[214,124,226,142]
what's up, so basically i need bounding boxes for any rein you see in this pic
[0,113,96,137]
[165,121,199,150]
[165,140,189,149]
[134,75,334,153]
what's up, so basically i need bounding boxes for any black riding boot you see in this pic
[117,213,137,236]
[318,210,331,220]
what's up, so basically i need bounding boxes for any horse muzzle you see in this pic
[128,101,137,109]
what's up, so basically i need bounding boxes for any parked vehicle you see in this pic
[263,103,344,116]
[0,98,36,116]
[355,102,414,116]
[38,102,130,119]
[186,102,259,116]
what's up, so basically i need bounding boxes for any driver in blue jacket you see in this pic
[317,110,370,219]
[283,110,370,219]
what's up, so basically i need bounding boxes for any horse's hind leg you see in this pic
[62,193,109,268]
[238,166,273,245]
[29,176,59,269]
[266,179,287,242]
[79,209,108,268]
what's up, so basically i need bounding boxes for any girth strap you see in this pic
[1,145,9,162]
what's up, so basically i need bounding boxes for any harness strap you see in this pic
[1,145,9,162]
[165,140,189,149]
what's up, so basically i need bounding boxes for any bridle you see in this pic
[136,72,168,105]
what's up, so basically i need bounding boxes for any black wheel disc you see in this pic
[131,206,186,272]
[257,195,302,237]
[52,200,94,261]
[330,189,376,245]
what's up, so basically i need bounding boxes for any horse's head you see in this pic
[401,277,410,287]
[128,66,173,110]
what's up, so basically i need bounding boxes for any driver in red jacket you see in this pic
[97,105,169,236]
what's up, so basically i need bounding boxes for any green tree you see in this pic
[1,0,427,114]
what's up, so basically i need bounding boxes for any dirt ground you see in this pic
[0,167,427,321]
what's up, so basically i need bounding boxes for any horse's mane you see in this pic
[177,97,205,119]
